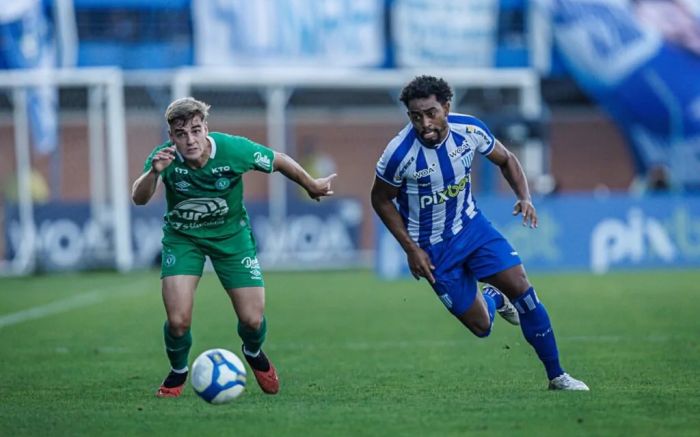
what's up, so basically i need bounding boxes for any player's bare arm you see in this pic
[370,177,435,284]
[486,140,538,228]
[131,145,176,205]
[272,151,336,201]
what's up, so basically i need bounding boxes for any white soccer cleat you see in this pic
[482,285,520,326]
[548,373,590,391]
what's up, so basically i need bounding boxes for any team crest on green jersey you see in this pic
[215,177,230,190]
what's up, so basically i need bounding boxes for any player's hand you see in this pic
[513,199,538,228]
[151,146,176,174]
[406,246,435,284]
[307,173,337,201]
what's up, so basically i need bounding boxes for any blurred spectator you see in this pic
[2,168,50,203]
[634,0,700,56]
[629,162,675,195]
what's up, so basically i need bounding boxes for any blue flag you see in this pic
[537,0,700,190]
[0,0,58,155]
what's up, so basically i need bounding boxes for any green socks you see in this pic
[237,317,267,354]
[163,322,192,371]
[162,317,266,370]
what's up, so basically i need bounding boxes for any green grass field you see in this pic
[1,269,699,436]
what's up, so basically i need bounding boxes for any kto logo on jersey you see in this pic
[419,176,469,208]
[212,165,231,174]
[254,152,271,171]
[175,167,189,174]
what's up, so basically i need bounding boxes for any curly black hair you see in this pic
[399,75,453,106]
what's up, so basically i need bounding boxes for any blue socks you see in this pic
[476,292,497,338]
[483,286,505,309]
[512,287,564,380]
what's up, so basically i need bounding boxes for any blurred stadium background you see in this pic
[1,1,699,434]
[0,0,700,277]
[2,0,697,276]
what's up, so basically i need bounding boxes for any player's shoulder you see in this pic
[384,123,417,155]
[448,113,488,131]
[208,132,259,155]
[209,131,244,146]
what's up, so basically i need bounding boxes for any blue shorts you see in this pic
[424,212,522,316]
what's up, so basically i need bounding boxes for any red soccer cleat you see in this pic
[155,370,188,398]
[242,346,280,395]
[156,384,185,398]
[251,362,280,395]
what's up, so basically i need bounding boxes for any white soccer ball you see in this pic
[191,348,247,404]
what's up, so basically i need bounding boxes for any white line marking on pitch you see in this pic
[0,279,149,329]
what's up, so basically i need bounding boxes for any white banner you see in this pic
[392,0,499,67]
[193,0,385,67]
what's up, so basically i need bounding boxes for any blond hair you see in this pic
[165,97,211,126]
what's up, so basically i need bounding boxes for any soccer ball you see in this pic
[191,348,247,404]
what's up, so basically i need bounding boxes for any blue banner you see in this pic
[375,194,700,278]
[391,0,500,67]
[537,0,700,190]
[4,198,364,272]
[192,0,385,67]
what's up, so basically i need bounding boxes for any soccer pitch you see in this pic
[1,269,698,436]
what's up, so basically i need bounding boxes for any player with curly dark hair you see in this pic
[372,75,588,391]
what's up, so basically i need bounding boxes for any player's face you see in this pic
[406,95,450,146]
[168,116,210,163]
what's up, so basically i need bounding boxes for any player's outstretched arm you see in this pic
[131,145,176,205]
[272,152,336,201]
[486,140,538,228]
[371,177,435,283]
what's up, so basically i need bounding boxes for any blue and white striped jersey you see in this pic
[375,113,496,248]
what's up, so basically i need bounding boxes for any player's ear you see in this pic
[443,101,451,114]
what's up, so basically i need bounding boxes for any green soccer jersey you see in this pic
[144,132,275,238]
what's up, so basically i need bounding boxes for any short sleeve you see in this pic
[375,128,415,187]
[375,148,403,187]
[466,120,496,155]
[223,135,275,174]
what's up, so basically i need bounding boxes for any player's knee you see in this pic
[167,316,191,336]
[470,321,492,338]
[459,317,492,338]
[238,313,264,331]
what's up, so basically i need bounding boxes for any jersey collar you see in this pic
[417,130,450,150]
[208,135,217,158]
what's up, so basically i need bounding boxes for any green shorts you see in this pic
[160,227,264,289]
